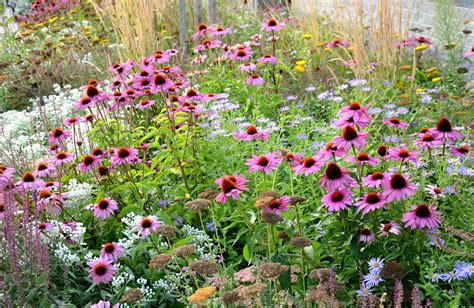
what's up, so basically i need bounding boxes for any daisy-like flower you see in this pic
[151,50,170,64]
[92,198,118,219]
[266,196,291,216]
[33,161,56,177]
[402,204,441,229]
[334,113,372,129]
[357,284,372,297]
[92,148,106,159]
[88,258,116,284]
[234,125,269,141]
[378,221,402,236]
[292,157,323,176]
[355,192,386,215]
[261,18,285,32]
[239,62,257,73]
[359,228,375,243]
[16,172,45,190]
[376,145,388,158]
[337,102,369,122]
[215,175,249,203]
[77,155,100,173]
[363,271,384,287]
[382,173,417,202]
[0,165,15,189]
[136,99,156,110]
[320,163,356,191]
[91,300,119,308]
[246,152,281,174]
[151,73,173,92]
[74,96,96,109]
[326,39,350,48]
[283,152,304,167]
[413,133,443,148]
[211,26,232,37]
[368,258,384,273]
[100,242,123,261]
[258,53,277,65]
[383,117,408,129]
[110,147,139,166]
[63,116,85,126]
[362,172,388,188]
[191,54,208,65]
[38,222,53,232]
[346,152,379,167]
[451,145,470,157]
[48,128,70,144]
[246,74,265,86]
[387,147,419,164]
[138,216,161,238]
[108,60,134,80]
[192,22,213,39]
[50,151,76,166]
[430,117,463,142]
[317,142,345,161]
[232,48,252,61]
[425,184,445,199]
[332,126,370,151]
[321,189,353,212]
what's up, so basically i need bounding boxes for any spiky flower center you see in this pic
[257,156,269,167]
[371,172,384,180]
[389,118,400,125]
[436,117,452,132]
[342,126,358,141]
[457,146,469,154]
[104,243,115,253]
[267,18,277,26]
[377,145,387,157]
[97,199,109,210]
[93,263,108,276]
[246,125,258,135]
[390,173,407,189]
[221,178,237,194]
[398,149,409,158]
[331,191,344,202]
[325,163,342,180]
[349,102,361,110]
[37,163,48,171]
[38,189,51,199]
[22,172,35,182]
[303,158,316,168]
[86,85,99,97]
[357,153,369,161]
[52,128,64,138]
[83,155,95,166]
[153,74,166,85]
[361,229,372,236]
[56,152,67,160]
[422,134,435,142]
[117,147,130,159]
[269,200,281,209]
[366,192,381,204]
[415,204,431,218]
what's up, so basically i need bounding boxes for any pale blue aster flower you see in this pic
[368,258,384,273]
[363,272,384,287]
[357,284,372,297]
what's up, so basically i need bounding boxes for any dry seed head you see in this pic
[290,236,312,248]
[185,198,211,211]
[380,261,405,280]
[309,268,330,281]
[289,195,306,205]
[119,288,144,304]
[198,189,219,200]
[190,259,218,275]
[173,244,196,257]
[220,290,241,304]
[149,253,172,269]
[188,286,217,304]
[155,225,177,237]
[260,210,282,224]
[258,262,289,279]
[238,283,267,297]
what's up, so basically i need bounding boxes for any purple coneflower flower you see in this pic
[110,147,139,166]
[346,152,379,167]
[239,62,257,73]
[48,128,70,144]
[292,157,323,176]
[359,228,375,243]
[425,185,445,199]
[387,147,419,164]
[16,172,45,190]
[320,163,356,191]
[50,151,76,166]
[451,145,470,157]
[413,133,443,148]
[211,26,232,37]
[88,258,116,284]
[317,142,345,160]
[63,116,85,126]
[92,198,118,219]
[362,171,388,188]
[215,175,249,203]
[138,216,161,238]
[430,117,463,142]
[383,117,408,129]
[332,126,370,151]
[91,300,119,308]
[108,60,134,80]
[234,125,269,141]
[246,74,265,86]
[0,165,15,189]
[337,102,369,122]
[261,18,285,32]
[321,189,352,212]
[266,196,291,216]
[77,155,100,173]
[151,73,173,92]
[246,152,281,174]
[100,242,122,261]
[33,161,56,177]
[38,222,53,232]
[355,192,386,215]
[382,173,417,202]
[402,204,441,229]
[232,48,252,61]
[378,221,401,236]
[258,53,277,65]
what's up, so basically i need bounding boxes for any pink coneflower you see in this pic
[191,55,208,65]
[92,198,118,219]
[382,173,417,202]
[50,151,75,166]
[84,85,110,104]
[451,145,470,157]
[234,125,269,141]
[183,88,204,101]
[346,152,379,167]
[33,161,56,177]
[179,101,203,115]
[78,155,100,173]
[267,196,291,216]
[74,96,96,109]
[292,157,323,176]
[362,171,388,188]
[332,126,370,151]
[16,172,45,190]
[283,153,304,167]
[108,60,134,80]
[110,147,139,165]
[239,62,257,73]
[425,185,445,199]
[430,117,463,142]
[91,300,119,308]
[151,73,173,92]
[246,152,281,174]
[355,192,386,215]
[387,148,419,164]
[0,165,15,189]
[192,23,213,39]
[402,204,441,229]
[337,102,369,122]
[247,74,265,86]
[258,53,277,65]
[88,258,116,284]
[38,222,53,232]
[462,47,474,58]
[321,189,352,212]
[378,221,401,236]
[320,163,356,191]
[376,145,388,158]
[138,216,161,238]
[136,99,155,110]
[334,114,372,129]
[100,242,122,261]
[63,116,85,126]
[383,118,408,129]
[359,229,375,243]
[36,189,63,215]
[211,26,232,37]
[317,142,345,161]
[92,148,106,159]
[215,175,249,203]
[413,133,443,148]
[325,39,350,48]
[48,128,70,144]
[232,48,252,61]
[151,50,170,64]
[261,18,285,32]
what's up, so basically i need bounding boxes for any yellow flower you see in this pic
[295,60,306,66]
[415,88,425,93]
[303,33,312,39]
[324,47,330,52]
[398,93,409,99]
[48,17,58,23]
[425,67,437,74]
[294,65,305,73]
[432,77,442,82]
[414,44,429,52]
[185,193,191,199]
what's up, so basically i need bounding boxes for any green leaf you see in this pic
[243,244,250,262]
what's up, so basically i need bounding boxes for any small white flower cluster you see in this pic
[49,220,86,244]
[54,243,80,265]
[63,179,95,208]
[117,213,142,252]
[111,264,135,291]
[181,224,216,259]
